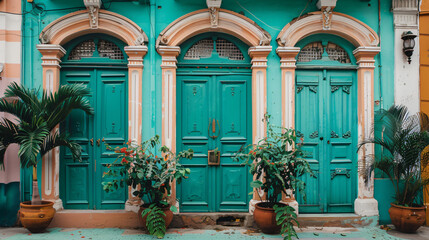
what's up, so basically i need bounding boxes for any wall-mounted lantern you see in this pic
[401,31,417,64]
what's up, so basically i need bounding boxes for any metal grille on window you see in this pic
[184,39,214,59]
[326,43,351,63]
[97,40,124,60]
[68,40,96,60]
[216,38,244,60]
[297,42,323,62]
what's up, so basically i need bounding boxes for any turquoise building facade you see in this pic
[2,0,412,226]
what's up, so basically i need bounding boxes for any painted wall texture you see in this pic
[0,0,21,227]
[0,0,400,225]
[420,0,429,226]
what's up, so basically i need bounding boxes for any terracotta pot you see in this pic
[19,201,55,233]
[137,204,174,231]
[389,203,426,233]
[253,202,286,234]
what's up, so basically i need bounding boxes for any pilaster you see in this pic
[353,47,381,216]
[248,46,271,214]
[36,44,66,210]
[123,45,148,212]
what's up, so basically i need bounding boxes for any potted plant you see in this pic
[234,115,312,239]
[0,82,93,233]
[360,105,429,233]
[103,135,193,239]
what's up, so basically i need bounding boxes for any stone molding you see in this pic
[277,11,379,47]
[39,10,148,46]
[156,9,271,48]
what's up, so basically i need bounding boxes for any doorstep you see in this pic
[49,210,141,228]
[49,210,378,229]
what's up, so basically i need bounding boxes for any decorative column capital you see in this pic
[124,45,148,68]
[248,46,272,69]
[277,47,300,69]
[392,0,418,29]
[36,44,66,68]
[353,47,380,69]
[157,46,181,69]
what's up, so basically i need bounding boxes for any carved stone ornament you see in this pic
[84,0,101,29]
[209,7,219,28]
[322,6,333,30]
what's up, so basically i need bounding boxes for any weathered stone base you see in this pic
[170,213,379,229]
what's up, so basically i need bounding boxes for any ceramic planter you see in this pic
[253,202,286,234]
[138,204,174,231]
[389,203,426,233]
[19,201,55,233]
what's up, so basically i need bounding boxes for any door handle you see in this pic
[212,119,216,133]
[90,138,94,146]
[96,139,101,147]
[208,119,220,140]
[319,137,324,141]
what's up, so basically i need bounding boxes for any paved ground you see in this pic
[1,226,426,240]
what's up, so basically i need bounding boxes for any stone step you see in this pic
[48,210,378,229]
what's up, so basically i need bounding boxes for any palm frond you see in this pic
[43,84,93,129]
[4,82,42,114]
[0,118,19,169]
[0,98,33,123]
[40,130,82,162]
[16,119,49,168]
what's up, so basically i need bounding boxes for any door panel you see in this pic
[295,71,323,213]
[61,70,95,209]
[177,77,211,212]
[326,71,356,213]
[295,69,356,213]
[95,70,128,209]
[61,68,128,210]
[177,74,251,212]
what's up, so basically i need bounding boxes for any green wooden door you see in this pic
[177,74,251,212]
[295,69,357,213]
[60,68,128,209]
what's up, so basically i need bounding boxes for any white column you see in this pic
[393,0,419,114]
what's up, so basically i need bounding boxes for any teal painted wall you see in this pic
[0,182,20,226]
[20,0,395,221]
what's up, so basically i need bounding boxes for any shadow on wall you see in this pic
[0,143,21,227]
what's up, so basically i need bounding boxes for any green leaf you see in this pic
[170,205,178,213]
[250,180,263,188]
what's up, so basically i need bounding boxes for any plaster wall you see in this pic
[0,0,21,227]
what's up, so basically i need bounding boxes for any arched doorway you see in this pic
[176,33,252,212]
[59,34,128,209]
[294,34,358,213]
[276,11,380,216]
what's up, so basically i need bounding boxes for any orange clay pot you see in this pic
[389,203,426,233]
[19,201,55,233]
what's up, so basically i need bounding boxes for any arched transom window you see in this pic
[68,39,124,60]
[184,37,245,61]
[297,42,351,64]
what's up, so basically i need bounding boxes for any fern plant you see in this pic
[142,204,167,239]
[274,204,299,240]
[102,135,193,238]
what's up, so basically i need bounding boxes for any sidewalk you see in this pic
[2,226,426,240]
